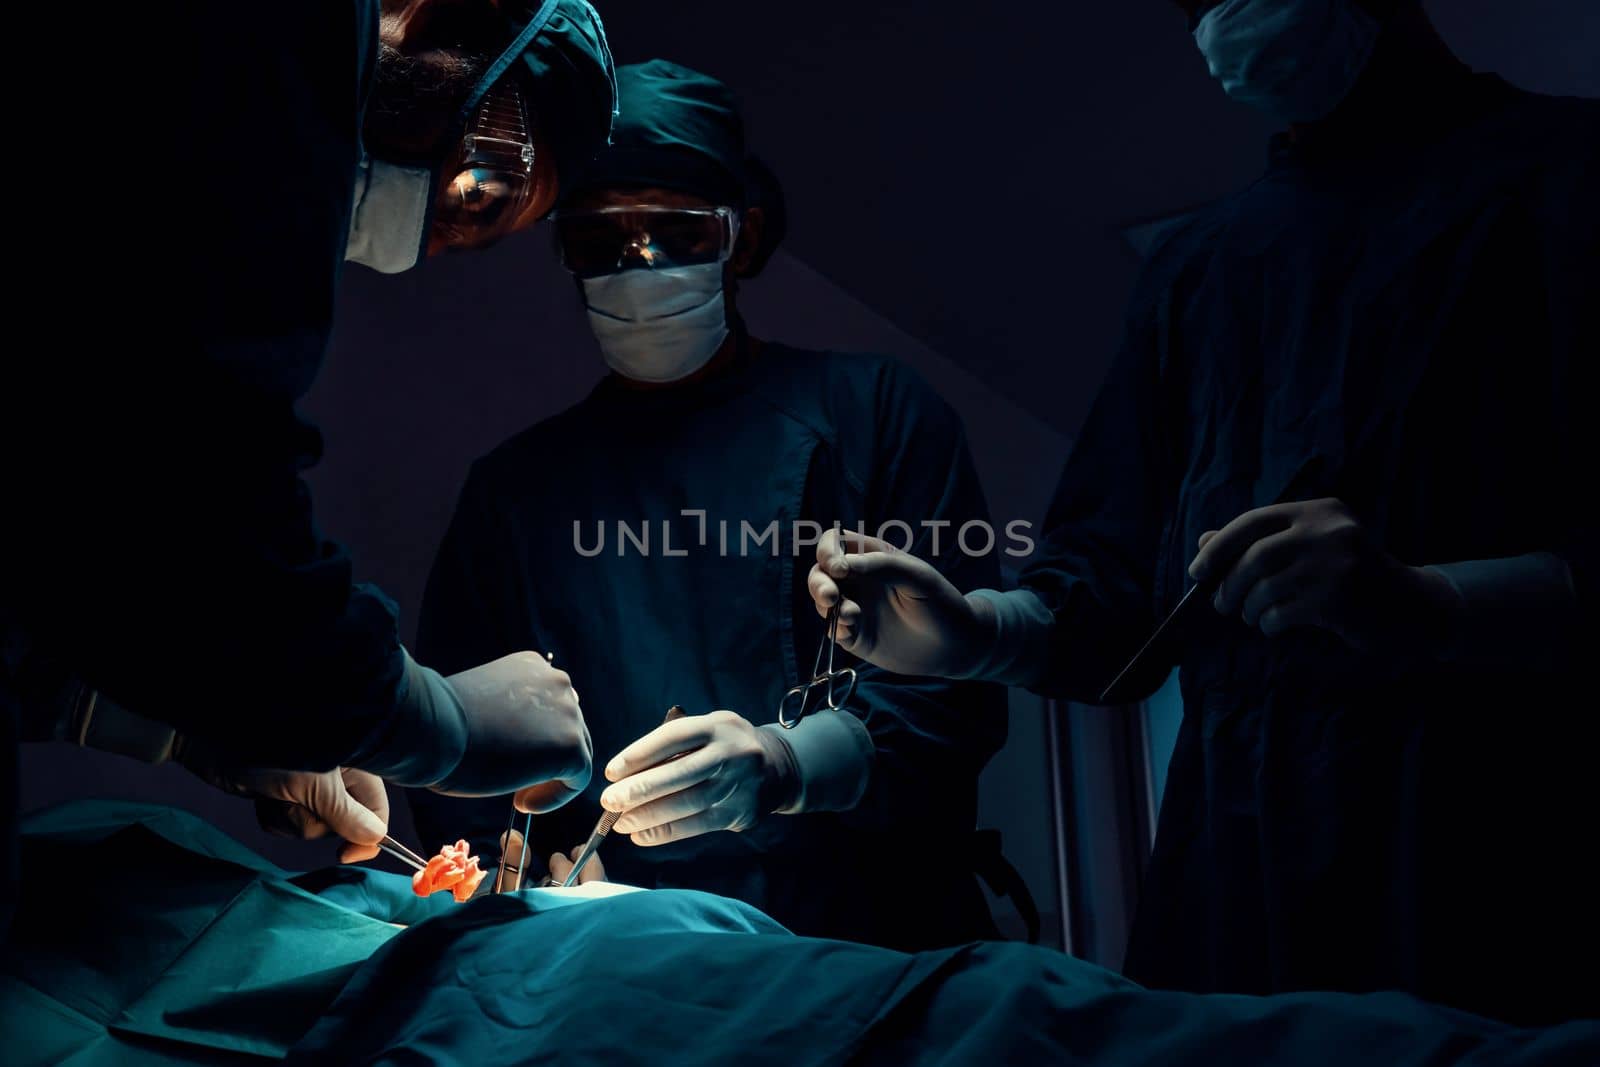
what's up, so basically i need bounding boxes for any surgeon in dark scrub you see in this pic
[807,0,1597,1026]
[3,0,619,935]
[410,60,1008,952]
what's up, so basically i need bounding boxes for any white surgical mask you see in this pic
[1194,0,1381,124]
[581,263,729,383]
[345,157,433,274]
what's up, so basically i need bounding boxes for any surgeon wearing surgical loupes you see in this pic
[806,0,1597,1027]
[4,0,618,912]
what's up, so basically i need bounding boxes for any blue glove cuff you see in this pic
[760,713,873,815]
[350,651,470,788]
[1428,552,1577,667]
[955,588,1053,686]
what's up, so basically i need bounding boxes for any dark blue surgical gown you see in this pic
[4,2,397,934]
[1022,77,1597,1025]
[409,340,1008,951]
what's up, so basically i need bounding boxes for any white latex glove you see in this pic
[547,844,607,885]
[206,765,391,864]
[807,528,990,677]
[1191,498,1461,656]
[493,828,607,890]
[598,711,798,846]
[433,652,594,811]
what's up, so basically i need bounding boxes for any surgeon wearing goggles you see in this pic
[5,0,617,911]
[348,0,618,271]
[554,201,743,382]
[409,60,1007,950]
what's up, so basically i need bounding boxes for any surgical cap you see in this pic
[468,0,619,204]
[571,60,755,203]
[570,59,787,275]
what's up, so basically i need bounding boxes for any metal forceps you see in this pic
[492,649,556,894]
[376,835,429,873]
[777,603,857,729]
[493,808,535,893]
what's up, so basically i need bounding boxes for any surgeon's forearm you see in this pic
[947,588,1055,687]
[73,691,180,762]
[45,649,467,783]
[759,713,874,815]
[7,644,176,761]
[346,650,470,788]
[1426,552,1579,667]
[22,677,181,764]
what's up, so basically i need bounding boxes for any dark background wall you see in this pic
[582,0,1599,433]
[20,1,1598,929]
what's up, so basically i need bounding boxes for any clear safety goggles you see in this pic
[431,77,539,252]
[552,205,739,277]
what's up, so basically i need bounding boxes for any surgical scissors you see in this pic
[777,603,857,729]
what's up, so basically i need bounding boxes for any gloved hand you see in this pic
[364,651,593,811]
[1190,497,1462,656]
[248,768,391,864]
[807,528,990,677]
[492,829,607,890]
[546,844,607,886]
[439,653,594,812]
[598,711,799,846]
[180,751,390,864]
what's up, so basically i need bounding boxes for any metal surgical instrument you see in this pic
[1099,464,1329,704]
[377,835,429,872]
[490,651,555,894]
[494,808,535,893]
[777,603,857,728]
[559,812,619,889]
[559,704,690,888]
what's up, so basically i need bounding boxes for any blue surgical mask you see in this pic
[581,263,729,383]
[1193,0,1381,124]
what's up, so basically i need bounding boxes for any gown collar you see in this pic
[1268,72,1515,171]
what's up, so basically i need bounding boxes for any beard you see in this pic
[366,42,488,159]
[365,2,509,160]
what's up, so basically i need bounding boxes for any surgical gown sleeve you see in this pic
[2,0,439,775]
[818,362,1009,832]
[413,464,533,676]
[1016,271,1182,704]
[1553,154,1600,647]
[1474,132,1600,663]
[406,465,536,849]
